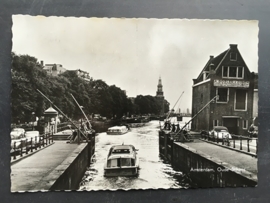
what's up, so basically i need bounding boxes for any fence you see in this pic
[201,134,258,155]
[11,132,54,160]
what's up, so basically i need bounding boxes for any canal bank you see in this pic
[11,136,95,192]
[159,130,257,188]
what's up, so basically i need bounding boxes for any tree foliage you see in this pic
[11,53,170,123]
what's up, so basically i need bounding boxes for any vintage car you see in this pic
[207,126,232,141]
[248,124,258,138]
[10,128,25,139]
[107,126,129,135]
[24,131,43,149]
[104,144,139,177]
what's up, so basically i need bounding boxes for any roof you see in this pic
[108,126,127,130]
[195,44,251,83]
[108,145,136,159]
[213,126,229,131]
[197,50,229,81]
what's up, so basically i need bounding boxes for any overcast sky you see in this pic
[12,15,258,112]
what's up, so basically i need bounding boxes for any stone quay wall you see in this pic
[159,130,257,188]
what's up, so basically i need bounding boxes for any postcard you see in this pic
[10,16,258,191]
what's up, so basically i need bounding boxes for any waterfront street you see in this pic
[11,141,87,192]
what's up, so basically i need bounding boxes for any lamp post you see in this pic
[32,112,35,130]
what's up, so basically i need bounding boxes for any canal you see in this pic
[79,120,191,190]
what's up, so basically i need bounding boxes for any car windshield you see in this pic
[214,127,228,132]
[12,128,23,132]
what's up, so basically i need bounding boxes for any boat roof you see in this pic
[107,145,136,159]
[108,126,127,130]
[108,154,136,160]
[111,145,134,151]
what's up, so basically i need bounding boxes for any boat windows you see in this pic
[121,158,131,167]
[112,149,130,154]
[107,158,135,167]
[107,159,119,168]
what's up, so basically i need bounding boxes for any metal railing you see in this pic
[11,132,54,160]
[202,134,257,155]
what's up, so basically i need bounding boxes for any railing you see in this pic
[11,132,54,160]
[202,134,258,156]
[56,122,71,132]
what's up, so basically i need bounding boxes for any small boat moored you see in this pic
[106,126,129,135]
[104,144,139,177]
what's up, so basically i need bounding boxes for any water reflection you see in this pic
[79,121,190,190]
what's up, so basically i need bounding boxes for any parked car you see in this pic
[11,136,27,154]
[248,124,258,138]
[10,128,25,139]
[24,131,42,149]
[208,126,232,141]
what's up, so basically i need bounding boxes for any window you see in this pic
[121,158,132,167]
[213,120,219,126]
[230,52,237,61]
[235,89,247,110]
[222,66,244,79]
[217,88,229,103]
[243,120,248,129]
[229,67,237,77]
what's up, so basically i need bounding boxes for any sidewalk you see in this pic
[183,140,258,174]
[11,141,84,192]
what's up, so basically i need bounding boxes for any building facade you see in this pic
[43,63,67,76]
[191,44,257,135]
[155,77,165,115]
[76,69,91,81]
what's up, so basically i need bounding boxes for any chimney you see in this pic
[41,60,44,66]
[230,44,238,49]
[210,55,214,59]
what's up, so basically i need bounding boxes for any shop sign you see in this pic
[213,80,249,88]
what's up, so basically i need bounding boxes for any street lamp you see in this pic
[32,112,35,130]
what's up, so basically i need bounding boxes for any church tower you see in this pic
[156,77,165,115]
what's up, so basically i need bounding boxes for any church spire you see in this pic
[156,77,164,97]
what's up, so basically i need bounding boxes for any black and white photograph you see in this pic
[10,15,258,192]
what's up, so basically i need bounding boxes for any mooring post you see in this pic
[256,139,258,155]
[13,142,16,160]
[31,138,33,152]
[247,139,250,152]
[233,139,235,148]
[25,139,28,155]
[20,140,23,157]
[240,136,242,150]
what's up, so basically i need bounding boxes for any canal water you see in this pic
[79,120,191,191]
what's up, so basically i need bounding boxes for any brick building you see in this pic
[191,44,257,135]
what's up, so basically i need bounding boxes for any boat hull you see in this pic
[106,131,128,135]
[104,166,139,177]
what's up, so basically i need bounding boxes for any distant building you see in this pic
[155,77,165,115]
[43,63,66,76]
[76,69,91,81]
[191,44,257,135]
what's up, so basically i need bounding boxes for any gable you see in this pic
[195,44,252,83]
[215,45,251,79]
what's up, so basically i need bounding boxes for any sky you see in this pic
[12,15,259,112]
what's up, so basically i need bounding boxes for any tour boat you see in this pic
[106,126,129,135]
[104,144,140,177]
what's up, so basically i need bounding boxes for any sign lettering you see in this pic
[213,80,249,88]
